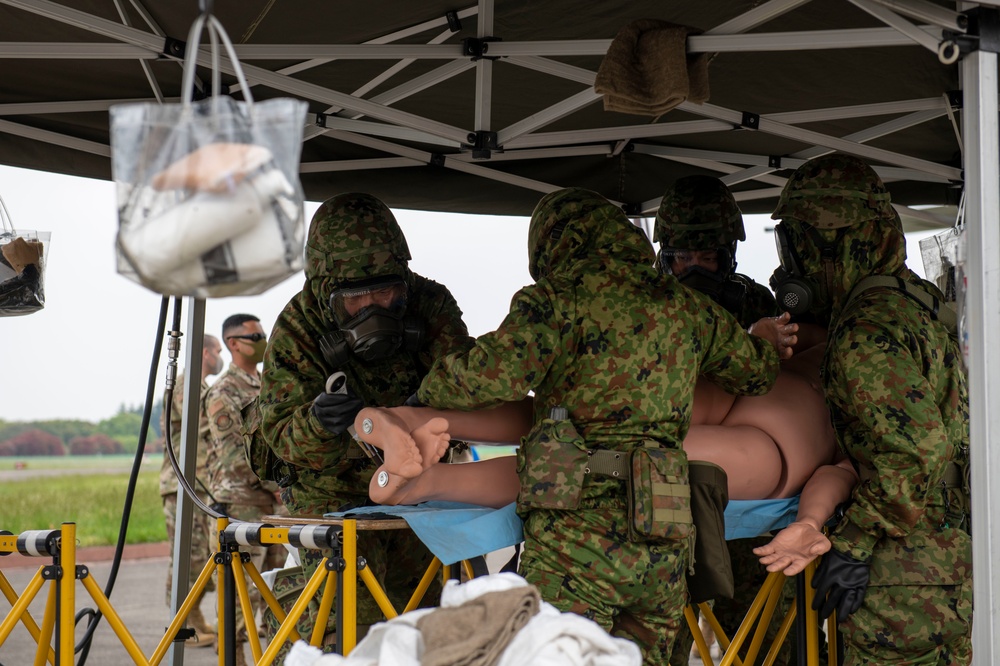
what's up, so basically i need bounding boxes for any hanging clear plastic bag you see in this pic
[109,13,307,297]
[919,223,967,363]
[0,196,50,317]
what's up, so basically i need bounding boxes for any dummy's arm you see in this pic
[754,457,859,575]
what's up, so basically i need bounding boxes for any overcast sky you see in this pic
[0,163,936,422]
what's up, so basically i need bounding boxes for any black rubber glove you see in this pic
[403,392,425,408]
[811,547,870,621]
[311,388,364,435]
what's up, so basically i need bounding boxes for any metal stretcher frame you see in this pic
[258,513,478,659]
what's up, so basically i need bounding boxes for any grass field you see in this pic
[0,453,146,471]
[1,470,167,547]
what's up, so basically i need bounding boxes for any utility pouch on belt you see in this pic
[516,406,588,513]
[627,442,694,545]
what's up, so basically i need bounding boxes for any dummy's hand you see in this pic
[811,548,870,621]
[748,312,798,360]
[753,521,831,576]
[311,388,364,435]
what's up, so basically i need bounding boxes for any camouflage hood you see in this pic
[653,175,746,252]
[772,155,908,323]
[304,193,413,320]
[527,188,654,281]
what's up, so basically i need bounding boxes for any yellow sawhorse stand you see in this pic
[257,514,478,663]
[686,560,840,666]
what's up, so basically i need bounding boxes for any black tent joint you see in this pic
[462,37,503,61]
[942,6,1000,59]
[162,36,186,60]
[740,112,760,130]
[429,154,446,167]
[466,130,499,159]
[947,90,963,110]
[315,113,328,128]
[768,155,783,169]
[446,10,462,33]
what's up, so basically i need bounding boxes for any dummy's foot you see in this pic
[412,417,451,470]
[753,521,831,576]
[355,408,423,479]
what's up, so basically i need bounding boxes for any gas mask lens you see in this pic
[330,277,407,326]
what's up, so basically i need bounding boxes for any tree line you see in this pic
[0,402,164,457]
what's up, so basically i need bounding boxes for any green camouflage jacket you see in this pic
[773,154,970,566]
[158,374,212,497]
[418,188,779,453]
[206,363,273,507]
[259,193,473,515]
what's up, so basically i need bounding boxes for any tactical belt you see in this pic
[584,449,630,479]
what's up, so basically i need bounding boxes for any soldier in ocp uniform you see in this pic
[416,188,780,665]
[771,154,971,665]
[654,175,795,666]
[159,333,223,648]
[257,193,474,658]
[205,314,277,666]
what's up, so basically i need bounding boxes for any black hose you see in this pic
[75,295,170,663]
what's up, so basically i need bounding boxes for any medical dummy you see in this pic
[352,318,856,576]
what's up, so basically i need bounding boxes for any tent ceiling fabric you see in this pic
[0,0,974,218]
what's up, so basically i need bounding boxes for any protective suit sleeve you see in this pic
[259,299,357,473]
[695,293,780,397]
[417,284,560,410]
[825,308,955,561]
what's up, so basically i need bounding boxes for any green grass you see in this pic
[1,470,167,547]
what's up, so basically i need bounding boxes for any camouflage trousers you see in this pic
[669,536,794,666]
[839,579,973,665]
[519,495,689,666]
[264,527,443,664]
[162,491,215,604]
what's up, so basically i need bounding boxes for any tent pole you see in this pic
[168,298,206,666]
[961,40,1000,665]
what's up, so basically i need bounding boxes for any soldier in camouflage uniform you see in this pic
[159,333,222,647]
[654,174,779,325]
[258,193,474,657]
[654,175,794,666]
[416,187,780,665]
[771,154,972,665]
[205,314,279,665]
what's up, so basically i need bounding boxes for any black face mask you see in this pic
[319,306,424,367]
[769,222,826,317]
[677,267,747,315]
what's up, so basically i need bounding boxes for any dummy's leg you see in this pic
[683,424,783,500]
[371,457,518,508]
[354,407,425,478]
[368,418,451,503]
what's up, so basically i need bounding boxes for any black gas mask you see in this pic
[768,222,836,317]
[659,246,746,315]
[319,276,424,366]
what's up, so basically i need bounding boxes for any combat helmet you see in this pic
[769,154,904,323]
[653,175,745,276]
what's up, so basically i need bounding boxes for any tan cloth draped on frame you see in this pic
[595,18,711,117]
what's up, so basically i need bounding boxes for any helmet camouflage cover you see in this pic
[653,175,746,250]
[772,153,894,229]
